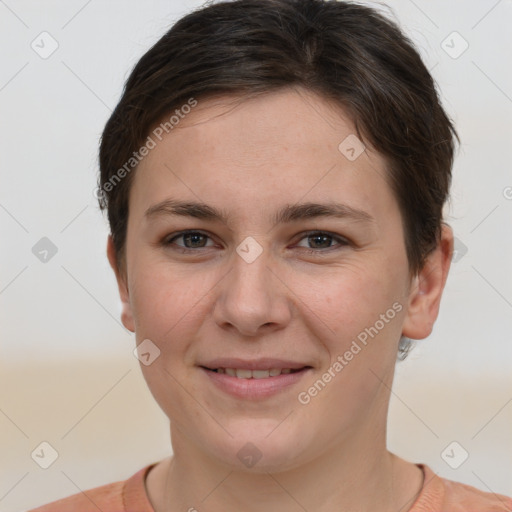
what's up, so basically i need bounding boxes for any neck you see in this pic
[149,417,423,512]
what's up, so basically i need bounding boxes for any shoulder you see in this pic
[441,475,512,511]
[25,464,156,512]
[412,464,512,512]
[26,481,125,512]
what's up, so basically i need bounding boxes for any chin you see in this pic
[202,419,311,473]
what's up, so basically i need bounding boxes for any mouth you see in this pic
[202,367,307,379]
[199,360,312,399]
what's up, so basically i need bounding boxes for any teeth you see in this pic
[252,370,270,379]
[215,368,298,379]
[235,368,252,379]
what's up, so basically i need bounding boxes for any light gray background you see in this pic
[1,0,511,510]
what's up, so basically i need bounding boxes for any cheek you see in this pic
[131,265,209,425]
[294,264,395,339]
[298,270,404,416]
[129,263,206,346]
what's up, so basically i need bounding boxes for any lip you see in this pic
[199,357,308,371]
[199,363,312,400]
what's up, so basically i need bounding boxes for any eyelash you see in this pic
[162,229,350,255]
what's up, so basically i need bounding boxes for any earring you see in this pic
[397,335,414,361]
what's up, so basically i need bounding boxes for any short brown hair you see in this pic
[98,0,458,278]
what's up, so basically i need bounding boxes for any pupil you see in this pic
[310,234,331,248]
[184,233,205,248]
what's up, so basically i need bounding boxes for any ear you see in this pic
[401,224,454,340]
[107,235,135,333]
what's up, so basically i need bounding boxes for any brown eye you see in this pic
[295,231,349,252]
[307,233,334,249]
[164,230,214,250]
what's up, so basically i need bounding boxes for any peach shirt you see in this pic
[28,462,512,512]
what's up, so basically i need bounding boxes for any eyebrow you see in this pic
[144,199,375,226]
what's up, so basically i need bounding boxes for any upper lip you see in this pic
[200,358,311,371]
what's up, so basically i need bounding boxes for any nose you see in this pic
[212,248,292,337]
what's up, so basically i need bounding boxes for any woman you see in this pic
[29,0,512,510]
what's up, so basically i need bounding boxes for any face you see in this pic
[108,87,445,472]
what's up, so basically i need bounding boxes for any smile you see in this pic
[200,363,312,399]
[209,367,302,378]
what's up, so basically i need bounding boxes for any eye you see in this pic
[161,229,350,254]
[294,231,349,252]
[163,230,216,251]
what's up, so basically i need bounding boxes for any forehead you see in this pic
[164,88,359,156]
[129,87,393,226]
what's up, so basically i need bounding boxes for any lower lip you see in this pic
[201,367,311,400]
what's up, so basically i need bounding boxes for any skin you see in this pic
[107,86,453,512]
